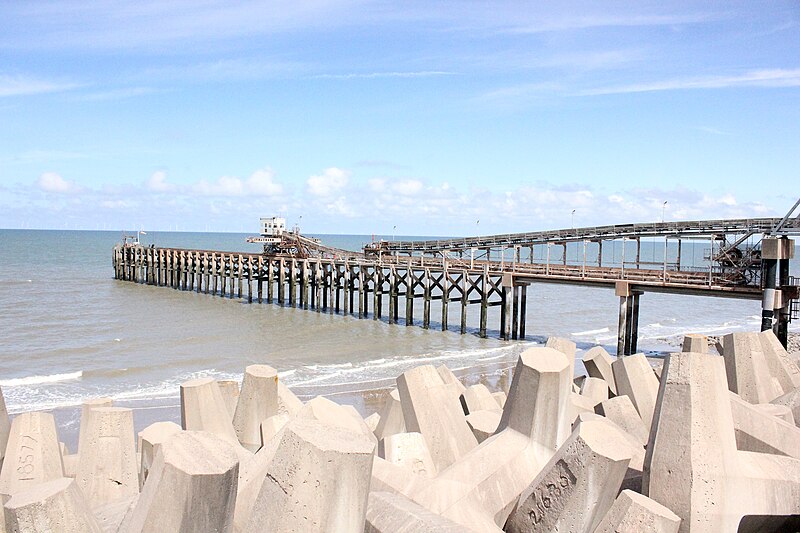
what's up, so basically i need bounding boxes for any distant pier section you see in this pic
[114,211,800,354]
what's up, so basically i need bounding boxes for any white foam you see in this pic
[571,327,610,336]
[0,371,83,387]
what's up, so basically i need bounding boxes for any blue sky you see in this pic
[0,1,798,235]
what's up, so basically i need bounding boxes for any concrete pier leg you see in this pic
[460,272,468,334]
[406,269,414,326]
[120,431,239,533]
[389,267,397,324]
[257,257,263,303]
[358,268,365,317]
[519,284,527,339]
[512,285,519,340]
[616,282,641,356]
[374,270,381,320]
[267,259,274,303]
[480,269,488,338]
[441,270,449,331]
[423,269,431,328]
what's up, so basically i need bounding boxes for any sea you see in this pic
[1,229,797,450]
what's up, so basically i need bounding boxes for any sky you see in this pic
[0,1,798,236]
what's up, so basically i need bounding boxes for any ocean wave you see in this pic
[0,371,83,387]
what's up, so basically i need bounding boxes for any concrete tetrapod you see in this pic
[644,352,800,533]
[276,380,303,416]
[612,353,660,430]
[217,380,240,420]
[397,366,478,472]
[465,410,501,443]
[411,347,573,529]
[3,477,102,533]
[505,418,634,533]
[77,397,112,455]
[729,392,800,458]
[179,378,238,444]
[243,416,376,533]
[75,407,139,506]
[595,395,649,447]
[365,492,472,533]
[378,432,437,478]
[0,387,10,471]
[681,333,708,353]
[259,413,289,447]
[137,421,181,488]
[759,330,800,393]
[436,365,467,398]
[579,376,609,407]
[546,336,577,379]
[374,389,406,442]
[460,384,500,415]
[771,387,800,428]
[232,364,279,452]
[0,412,64,497]
[722,332,784,404]
[593,489,680,533]
[582,346,617,395]
[120,431,239,533]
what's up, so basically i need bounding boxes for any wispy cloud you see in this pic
[78,86,158,101]
[579,68,800,95]
[311,71,455,80]
[0,74,80,97]
[693,126,732,136]
[501,12,717,34]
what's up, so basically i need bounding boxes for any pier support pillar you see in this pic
[762,237,795,348]
[616,281,642,356]
[501,274,514,340]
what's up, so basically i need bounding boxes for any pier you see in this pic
[113,213,799,354]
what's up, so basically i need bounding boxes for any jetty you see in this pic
[113,211,800,354]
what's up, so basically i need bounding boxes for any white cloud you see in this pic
[145,171,175,192]
[580,68,800,96]
[0,75,80,98]
[36,172,77,193]
[312,71,454,80]
[307,167,349,197]
[193,175,245,196]
[390,179,424,196]
[246,168,283,196]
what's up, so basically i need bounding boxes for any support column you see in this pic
[406,267,414,326]
[763,237,795,347]
[460,271,468,334]
[441,268,449,332]
[511,285,519,340]
[267,259,274,304]
[357,267,365,317]
[257,256,263,303]
[479,267,488,338]
[423,269,431,329]
[616,281,642,356]
[519,284,527,339]
[237,255,243,299]
[278,258,285,305]
[501,273,513,340]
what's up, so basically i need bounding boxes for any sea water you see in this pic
[0,229,796,447]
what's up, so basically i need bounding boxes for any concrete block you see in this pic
[365,412,381,433]
[644,351,800,532]
[771,387,800,428]
[120,431,239,533]
[365,491,471,533]
[546,336,577,379]
[413,348,573,528]
[75,407,138,505]
[505,418,633,533]
[580,376,609,406]
[722,333,783,403]
[233,364,279,452]
[179,377,238,443]
[78,398,113,455]
[460,384,499,415]
[466,410,501,443]
[242,416,375,533]
[378,432,437,478]
[573,374,586,390]
[0,387,10,469]
[259,414,289,448]
[492,391,506,408]
[573,412,645,492]
[0,412,64,497]
[3,477,102,533]
[595,394,649,446]
[759,330,800,393]
[277,380,303,416]
[374,389,406,441]
[729,392,800,459]
[582,346,617,395]
[682,333,708,353]
[93,495,137,533]
[569,392,597,423]
[370,456,427,498]
[397,366,477,471]
[217,380,240,420]
[594,489,681,533]
[612,353,660,430]
[137,421,181,488]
